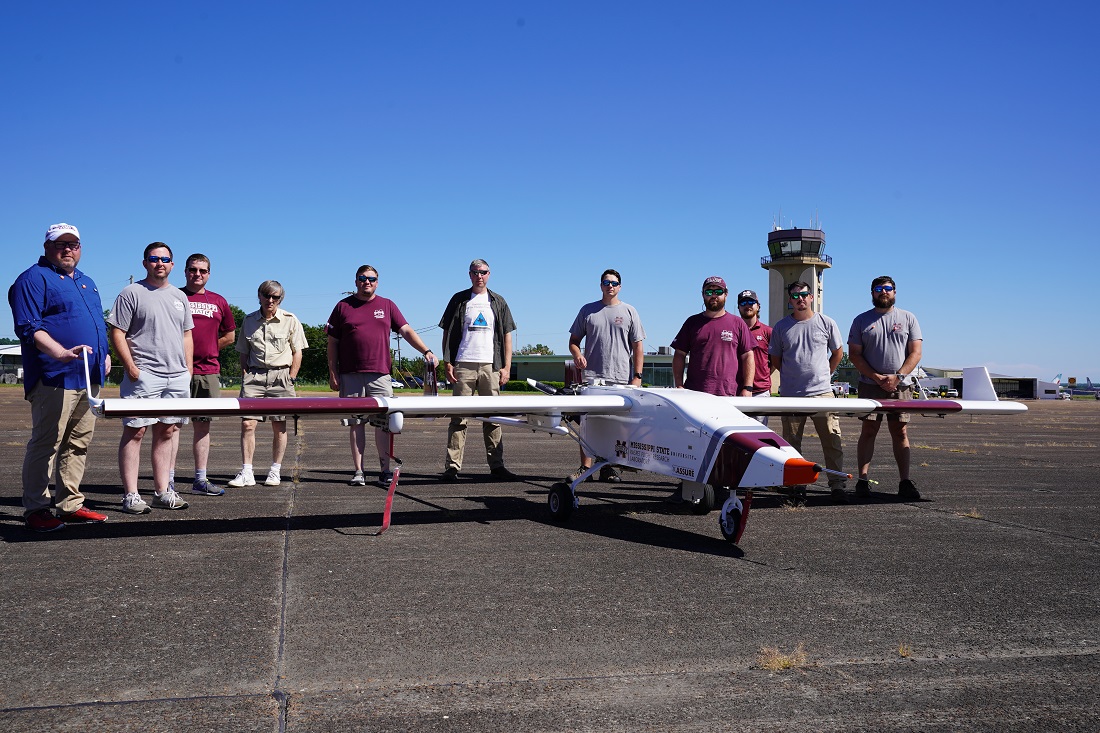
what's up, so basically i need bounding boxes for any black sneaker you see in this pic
[598,465,622,483]
[440,468,459,483]
[898,479,921,500]
[854,478,871,498]
[830,485,850,504]
[490,465,519,481]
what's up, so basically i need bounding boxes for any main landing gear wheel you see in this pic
[548,482,575,522]
[689,483,715,515]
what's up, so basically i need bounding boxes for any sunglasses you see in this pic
[790,291,811,299]
[470,269,489,276]
[260,293,282,300]
[873,285,896,293]
[186,267,209,274]
[357,275,378,283]
[738,299,757,307]
[601,280,620,287]
[146,256,173,264]
[50,241,81,250]
[703,289,726,297]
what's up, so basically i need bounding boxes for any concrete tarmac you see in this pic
[1,386,1098,732]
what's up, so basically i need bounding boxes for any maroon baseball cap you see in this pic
[702,276,727,292]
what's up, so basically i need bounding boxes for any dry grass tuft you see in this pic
[958,508,982,519]
[757,643,808,671]
[898,642,913,658]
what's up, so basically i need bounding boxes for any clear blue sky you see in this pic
[3,2,1097,380]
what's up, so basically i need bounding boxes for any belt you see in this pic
[249,366,289,373]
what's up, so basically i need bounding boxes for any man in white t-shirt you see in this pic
[438,259,518,482]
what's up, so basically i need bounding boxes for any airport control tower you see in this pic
[760,226,832,325]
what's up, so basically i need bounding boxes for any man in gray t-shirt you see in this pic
[847,275,924,501]
[566,268,646,483]
[768,280,847,502]
[107,242,194,516]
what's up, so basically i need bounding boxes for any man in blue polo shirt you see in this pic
[8,223,111,531]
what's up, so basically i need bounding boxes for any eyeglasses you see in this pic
[186,267,209,274]
[790,291,811,299]
[357,275,378,283]
[470,270,489,276]
[146,256,173,264]
[703,289,726,297]
[50,241,81,251]
[260,293,282,300]
[738,299,757,307]
[873,285,895,293]
[601,280,620,287]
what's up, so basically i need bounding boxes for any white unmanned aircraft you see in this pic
[85,355,1024,545]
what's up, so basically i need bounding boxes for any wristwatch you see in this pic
[634,372,643,380]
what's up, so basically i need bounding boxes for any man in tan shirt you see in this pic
[228,280,308,488]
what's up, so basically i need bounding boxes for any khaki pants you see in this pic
[781,392,845,486]
[23,383,99,515]
[446,362,503,471]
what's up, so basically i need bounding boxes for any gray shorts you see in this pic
[339,372,393,398]
[120,370,191,428]
[858,381,913,423]
[240,368,295,422]
[189,374,222,422]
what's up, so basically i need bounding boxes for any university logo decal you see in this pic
[615,440,627,458]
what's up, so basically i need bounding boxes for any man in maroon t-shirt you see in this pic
[326,265,437,487]
[667,276,755,505]
[177,253,236,496]
[671,276,755,397]
[736,288,773,425]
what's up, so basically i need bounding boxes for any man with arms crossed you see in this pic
[566,268,646,484]
[327,265,437,487]
[9,223,111,531]
[178,253,236,496]
[848,275,923,500]
[439,259,518,482]
[768,281,847,504]
[108,242,193,514]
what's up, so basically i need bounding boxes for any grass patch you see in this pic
[757,643,808,671]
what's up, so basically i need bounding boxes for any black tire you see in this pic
[548,482,574,522]
[719,508,742,543]
[689,483,715,515]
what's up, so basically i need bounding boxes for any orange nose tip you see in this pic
[783,458,821,485]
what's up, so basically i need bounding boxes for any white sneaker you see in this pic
[349,470,366,486]
[264,470,281,487]
[121,492,150,514]
[227,471,256,488]
[152,488,189,510]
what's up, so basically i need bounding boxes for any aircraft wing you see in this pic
[726,366,1026,417]
[89,393,632,420]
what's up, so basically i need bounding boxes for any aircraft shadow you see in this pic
[0,483,743,557]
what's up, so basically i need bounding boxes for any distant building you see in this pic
[511,351,677,387]
[0,344,23,383]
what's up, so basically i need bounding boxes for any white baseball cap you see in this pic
[45,223,80,242]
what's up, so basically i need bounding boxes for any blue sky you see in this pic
[3,2,1097,380]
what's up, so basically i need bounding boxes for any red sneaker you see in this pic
[26,509,64,532]
[60,507,109,524]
